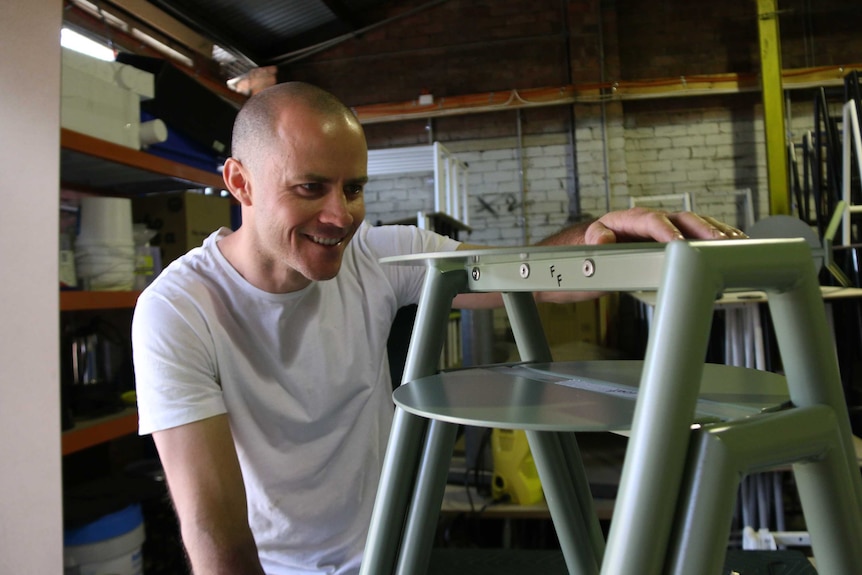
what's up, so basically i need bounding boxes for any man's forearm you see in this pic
[153,416,263,575]
[183,522,266,575]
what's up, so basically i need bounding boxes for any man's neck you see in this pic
[216,228,312,294]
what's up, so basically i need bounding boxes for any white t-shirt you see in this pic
[132,221,460,575]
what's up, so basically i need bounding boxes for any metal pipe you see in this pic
[597,3,612,213]
[516,109,529,244]
[561,0,582,221]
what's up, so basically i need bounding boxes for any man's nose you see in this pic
[320,189,354,227]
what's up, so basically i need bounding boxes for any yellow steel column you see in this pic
[757,0,791,215]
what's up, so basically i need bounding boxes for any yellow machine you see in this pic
[491,428,544,505]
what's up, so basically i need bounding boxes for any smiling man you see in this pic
[218,86,370,293]
[132,82,742,575]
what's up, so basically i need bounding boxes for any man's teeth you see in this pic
[310,235,342,246]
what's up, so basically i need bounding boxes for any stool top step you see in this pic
[381,243,667,292]
[393,360,789,431]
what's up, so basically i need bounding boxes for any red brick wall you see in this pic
[564,0,609,82]
[282,0,576,106]
[779,0,862,67]
[278,0,861,111]
[615,0,861,80]
[615,0,758,79]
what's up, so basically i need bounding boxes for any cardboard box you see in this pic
[132,192,232,266]
[536,295,619,348]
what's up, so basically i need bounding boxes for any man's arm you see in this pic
[153,414,266,575]
[451,207,746,308]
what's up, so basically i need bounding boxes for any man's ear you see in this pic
[223,157,253,206]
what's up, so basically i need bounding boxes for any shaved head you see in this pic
[231,82,363,172]
[219,81,369,293]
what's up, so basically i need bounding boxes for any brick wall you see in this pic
[365,92,829,242]
[281,0,862,242]
[615,0,862,78]
[616,0,758,78]
[284,0,574,105]
[287,0,861,94]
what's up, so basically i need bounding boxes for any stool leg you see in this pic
[507,285,604,573]
[508,283,605,569]
[666,426,739,575]
[528,430,602,575]
[767,264,862,572]
[362,266,467,575]
[793,433,862,574]
[601,243,718,575]
[502,292,553,363]
[395,420,459,575]
[557,432,606,562]
[667,405,862,575]
[768,281,862,507]
[361,408,429,575]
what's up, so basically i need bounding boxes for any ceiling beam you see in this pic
[63,1,246,106]
[98,0,213,59]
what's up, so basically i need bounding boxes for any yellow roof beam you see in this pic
[757,0,791,216]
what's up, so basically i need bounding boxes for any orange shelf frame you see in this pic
[60,290,141,311]
[62,408,138,455]
[61,128,225,189]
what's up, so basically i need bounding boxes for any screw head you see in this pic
[519,263,530,279]
[582,258,595,277]
[471,267,481,281]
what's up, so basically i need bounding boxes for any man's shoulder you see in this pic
[139,229,227,301]
[348,221,412,259]
[356,220,414,242]
[355,220,458,255]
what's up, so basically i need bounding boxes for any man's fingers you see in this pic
[668,211,746,240]
[583,208,747,245]
[592,208,683,243]
[583,222,619,245]
[701,215,747,238]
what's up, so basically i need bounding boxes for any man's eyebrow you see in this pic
[301,173,368,185]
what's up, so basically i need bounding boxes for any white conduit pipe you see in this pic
[841,101,862,245]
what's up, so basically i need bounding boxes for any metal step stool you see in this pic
[362,239,862,575]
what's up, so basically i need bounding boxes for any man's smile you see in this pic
[308,233,345,246]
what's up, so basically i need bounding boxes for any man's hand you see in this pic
[536,207,747,247]
[581,207,747,245]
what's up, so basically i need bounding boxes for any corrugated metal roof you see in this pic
[146,0,392,66]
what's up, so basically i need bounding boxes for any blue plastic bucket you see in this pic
[64,503,145,575]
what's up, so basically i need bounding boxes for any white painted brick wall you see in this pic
[365,97,819,244]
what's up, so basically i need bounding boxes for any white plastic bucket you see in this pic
[75,242,136,290]
[64,504,145,575]
[77,197,134,245]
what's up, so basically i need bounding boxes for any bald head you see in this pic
[231,82,363,171]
